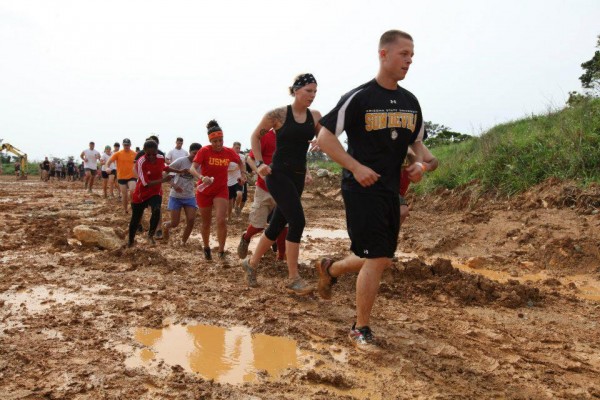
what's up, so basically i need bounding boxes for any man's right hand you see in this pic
[351,164,380,187]
[257,164,271,178]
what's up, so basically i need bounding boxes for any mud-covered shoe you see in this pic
[348,323,377,351]
[286,277,314,296]
[218,251,226,260]
[162,223,170,242]
[237,235,250,259]
[315,258,337,300]
[203,247,212,260]
[242,259,257,287]
[155,229,163,240]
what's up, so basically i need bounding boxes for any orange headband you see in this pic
[208,131,223,140]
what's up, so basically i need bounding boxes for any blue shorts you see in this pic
[167,196,198,211]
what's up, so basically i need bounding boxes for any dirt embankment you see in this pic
[1,176,599,399]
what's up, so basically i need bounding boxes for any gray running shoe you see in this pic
[286,277,314,296]
[348,323,378,352]
[242,259,258,287]
[237,235,250,259]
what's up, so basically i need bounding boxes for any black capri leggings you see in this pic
[128,195,162,244]
[264,168,305,243]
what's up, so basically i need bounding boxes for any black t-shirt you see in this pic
[66,161,75,171]
[42,160,50,171]
[320,79,423,194]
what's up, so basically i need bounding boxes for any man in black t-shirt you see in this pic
[66,159,75,181]
[41,157,50,181]
[316,30,429,351]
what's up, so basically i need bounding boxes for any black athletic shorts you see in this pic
[342,189,400,259]
[101,170,117,179]
[228,183,243,200]
[118,178,137,185]
[242,182,248,203]
[132,195,162,210]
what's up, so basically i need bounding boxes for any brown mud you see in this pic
[1,175,599,399]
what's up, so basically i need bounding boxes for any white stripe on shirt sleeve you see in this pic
[334,89,363,137]
[137,157,147,186]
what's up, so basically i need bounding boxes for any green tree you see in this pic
[580,35,600,93]
[568,34,600,105]
[423,121,471,148]
[424,121,450,138]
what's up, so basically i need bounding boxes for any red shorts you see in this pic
[399,169,411,196]
[196,186,228,208]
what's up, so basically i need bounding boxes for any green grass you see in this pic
[413,97,600,196]
[1,162,40,176]
[309,160,343,174]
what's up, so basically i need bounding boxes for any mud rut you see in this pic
[1,176,599,399]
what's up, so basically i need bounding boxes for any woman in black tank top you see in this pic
[242,73,322,295]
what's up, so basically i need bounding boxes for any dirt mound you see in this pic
[516,178,600,213]
[108,247,171,269]
[412,177,600,214]
[532,237,600,273]
[382,258,542,308]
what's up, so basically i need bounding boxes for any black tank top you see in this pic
[271,105,315,172]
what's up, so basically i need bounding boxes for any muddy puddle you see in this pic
[304,228,349,239]
[455,263,600,301]
[126,324,299,384]
[125,323,387,398]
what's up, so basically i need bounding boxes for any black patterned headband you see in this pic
[292,73,317,90]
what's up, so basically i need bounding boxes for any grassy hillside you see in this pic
[415,97,600,196]
[1,162,40,176]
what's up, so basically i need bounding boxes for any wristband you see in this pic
[255,161,264,168]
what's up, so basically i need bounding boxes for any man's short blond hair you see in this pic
[379,30,413,49]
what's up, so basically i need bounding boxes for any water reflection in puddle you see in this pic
[126,324,298,384]
[304,228,348,240]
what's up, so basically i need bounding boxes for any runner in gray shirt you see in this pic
[163,142,202,244]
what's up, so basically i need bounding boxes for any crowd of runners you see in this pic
[30,30,438,351]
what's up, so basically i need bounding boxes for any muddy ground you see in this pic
[1,174,599,399]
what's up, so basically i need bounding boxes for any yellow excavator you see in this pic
[1,142,28,180]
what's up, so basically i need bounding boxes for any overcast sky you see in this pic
[1,0,599,161]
